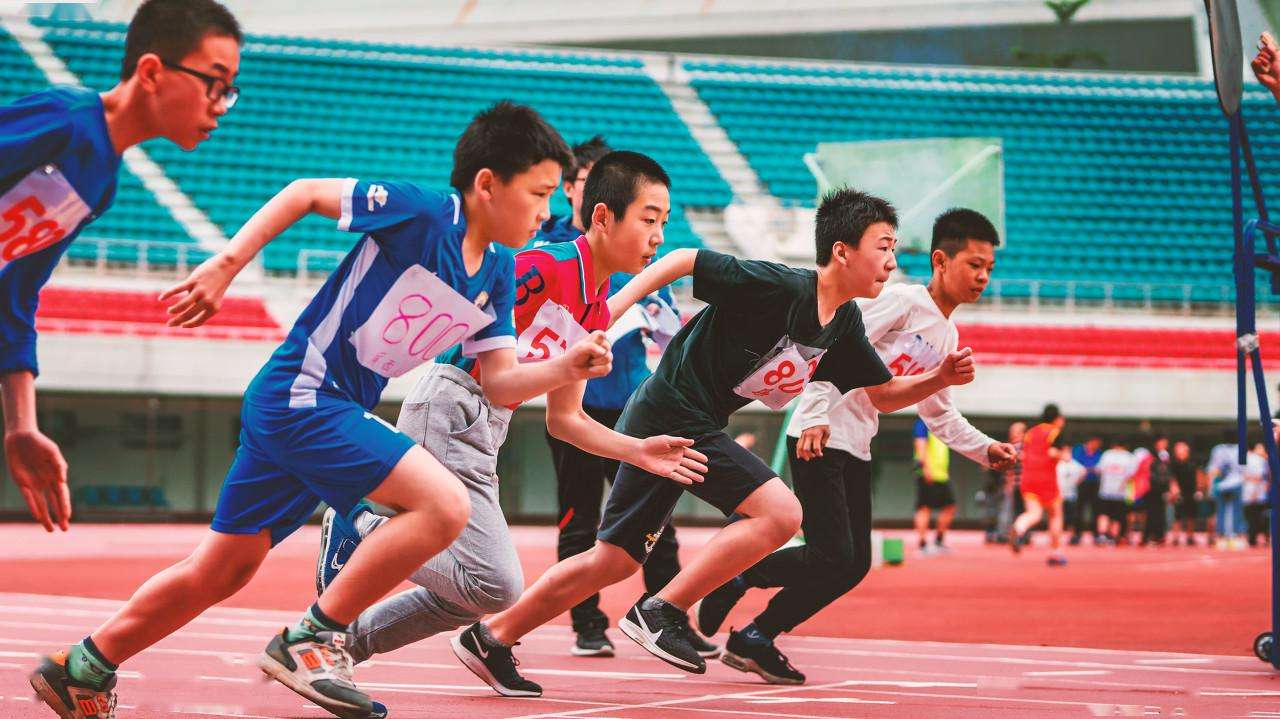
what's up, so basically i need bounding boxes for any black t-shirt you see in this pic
[1169,459,1197,497]
[619,250,892,437]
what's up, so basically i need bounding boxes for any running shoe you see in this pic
[257,629,374,719]
[682,618,722,659]
[571,619,615,657]
[1047,553,1068,567]
[29,650,117,719]
[619,598,706,673]
[451,622,542,697]
[316,503,373,596]
[721,629,805,685]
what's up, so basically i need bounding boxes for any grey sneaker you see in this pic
[257,629,375,719]
[29,650,117,719]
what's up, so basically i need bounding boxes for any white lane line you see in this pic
[1018,665,1111,670]
[501,679,865,719]
[196,675,252,683]
[1202,690,1280,697]
[1136,658,1213,665]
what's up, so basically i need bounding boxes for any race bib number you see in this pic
[733,337,826,411]
[885,333,943,377]
[350,265,493,378]
[518,300,589,362]
[0,165,89,271]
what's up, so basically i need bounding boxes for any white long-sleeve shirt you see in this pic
[786,283,994,465]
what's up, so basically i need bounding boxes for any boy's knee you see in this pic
[469,564,525,614]
[769,496,803,543]
[592,545,641,585]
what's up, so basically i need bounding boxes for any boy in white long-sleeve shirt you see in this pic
[696,208,1017,685]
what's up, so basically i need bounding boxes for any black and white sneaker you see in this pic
[450,623,542,697]
[722,629,805,685]
[618,597,706,674]
[571,620,615,657]
[696,575,747,637]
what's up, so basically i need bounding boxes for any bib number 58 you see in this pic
[0,195,66,261]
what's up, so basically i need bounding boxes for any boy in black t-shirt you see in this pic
[451,189,978,696]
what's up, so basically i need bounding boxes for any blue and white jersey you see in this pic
[0,86,122,376]
[246,180,516,410]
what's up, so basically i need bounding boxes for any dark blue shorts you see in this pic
[212,400,415,546]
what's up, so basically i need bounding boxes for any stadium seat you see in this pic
[35,286,283,341]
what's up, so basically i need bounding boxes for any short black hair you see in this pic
[450,101,572,193]
[814,188,897,266]
[579,150,670,230]
[1041,404,1061,423]
[122,0,242,80]
[931,208,1001,257]
[570,135,613,178]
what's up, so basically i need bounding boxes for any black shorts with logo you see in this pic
[597,431,777,564]
[915,475,957,510]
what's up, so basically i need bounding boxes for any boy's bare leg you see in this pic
[319,444,471,623]
[657,478,801,610]
[488,542,639,645]
[92,530,271,664]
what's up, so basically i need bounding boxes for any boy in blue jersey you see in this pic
[0,0,241,535]
[29,103,647,719]
[531,136,704,658]
[313,151,710,699]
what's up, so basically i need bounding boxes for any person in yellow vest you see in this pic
[914,417,955,553]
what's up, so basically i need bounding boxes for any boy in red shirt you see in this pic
[1013,404,1068,565]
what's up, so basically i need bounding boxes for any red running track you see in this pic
[0,524,1276,717]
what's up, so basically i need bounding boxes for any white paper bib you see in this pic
[0,165,90,271]
[733,337,826,411]
[884,332,944,377]
[517,299,589,362]
[350,265,493,378]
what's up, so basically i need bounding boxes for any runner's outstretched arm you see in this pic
[607,248,697,322]
[864,347,975,414]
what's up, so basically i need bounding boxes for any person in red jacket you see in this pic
[1012,404,1068,565]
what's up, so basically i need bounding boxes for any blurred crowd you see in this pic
[979,426,1272,550]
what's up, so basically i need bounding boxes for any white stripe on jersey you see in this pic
[337,177,357,231]
[290,237,380,408]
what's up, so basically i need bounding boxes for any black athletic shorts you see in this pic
[915,477,956,510]
[1176,495,1200,521]
[1099,498,1128,521]
[598,430,777,564]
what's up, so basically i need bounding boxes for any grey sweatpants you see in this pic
[348,363,521,663]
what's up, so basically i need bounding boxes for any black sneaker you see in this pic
[450,623,542,697]
[696,575,747,637]
[618,598,706,674]
[571,620,615,657]
[257,629,374,719]
[721,629,805,685]
[29,650,118,719]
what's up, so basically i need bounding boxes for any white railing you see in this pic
[61,237,207,278]
[936,277,1244,317]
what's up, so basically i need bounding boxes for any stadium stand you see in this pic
[958,323,1280,369]
[33,18,728,272]
[35,286,282,341]
[685,59,1280,291]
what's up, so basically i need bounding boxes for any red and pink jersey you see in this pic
[512,235,611,362]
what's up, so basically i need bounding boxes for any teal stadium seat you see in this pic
[33,18,730,272]
[685,58,1280,298]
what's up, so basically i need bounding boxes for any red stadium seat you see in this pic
[956,323,1280,369]
[35,286,283,341]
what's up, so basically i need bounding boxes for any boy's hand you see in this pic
[160,253,240,327]
[796,424,830,461]
[636,436,709,485]
[563,331,613,380]
[1253,32,1280,99]
[938,347,976,386]
[4,428,70,532]
[988,442,1018,470]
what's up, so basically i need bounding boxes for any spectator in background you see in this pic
[1208,429,1248,550]
[1169,440,1202,547]
[1072,435,1104,545]
[1244,442,1271,548]
[912,417,956,554]
[1097,438,1136,545]
[997,421,1027,541]
[1140,436,1172,546]
[1128,444,1152,545]
[1057,451,1086,540]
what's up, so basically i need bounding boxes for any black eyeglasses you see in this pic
[161,60,239,109]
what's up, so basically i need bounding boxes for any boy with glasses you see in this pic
[0,0,241,536]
